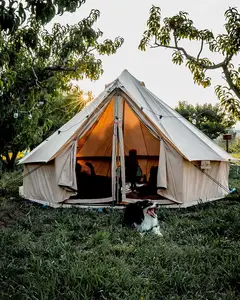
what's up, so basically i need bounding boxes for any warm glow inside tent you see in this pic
[19,70,233,208]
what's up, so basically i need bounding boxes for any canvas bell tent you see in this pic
[19,69,233,207]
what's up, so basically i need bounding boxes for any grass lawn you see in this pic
[0,176,240,299]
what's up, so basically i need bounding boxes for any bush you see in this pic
[0,170,23,197]
[229,164,240,180]
[229,138,240,154]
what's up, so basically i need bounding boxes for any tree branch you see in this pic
[173,32,178,48]
[152,42,228,70]
[197,38,204,61]
[5,152,10,165]
[19,55,88,103]
[18,64,79,103]
[43,65,79,72]
[222,64,240,100]
[45,45,93,73]
[18,43,94,104]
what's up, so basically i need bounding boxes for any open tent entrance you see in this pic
[66,95,174,205]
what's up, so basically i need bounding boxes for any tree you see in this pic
[0,0,86,33]
[175,101,236,139]
[0,9,123,101]
[0,3,123,107]
[0,10,123,169]
[39,87,94,144]
[0,84,93,169]
[139,6,240,117]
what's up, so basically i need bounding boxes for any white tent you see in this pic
[19,69,233,207]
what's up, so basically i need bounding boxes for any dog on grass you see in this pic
[123,200,162,236]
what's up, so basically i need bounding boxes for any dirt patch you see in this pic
[0,198,26,228]
[0,209,25,228]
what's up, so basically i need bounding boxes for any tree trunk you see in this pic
[5,150,19,171]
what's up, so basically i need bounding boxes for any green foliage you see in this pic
[0,169,22,197]
[39,87,94,143]
[1,192,240,299]
[228,138,240,154]
[229,164,240,180]
[0,8,123,167]
[140,6,240,118]
[175,101,236,139]
[172,50,184,65]
[0,0,86,33]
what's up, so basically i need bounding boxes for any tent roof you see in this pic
[20,69,233,164]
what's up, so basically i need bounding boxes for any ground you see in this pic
[0,176,240,299]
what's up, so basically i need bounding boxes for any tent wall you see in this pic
[138,158,159,180]
[182,160,229,204]
[77,99,114,157]
[55,140,78,191]
[75,157,160,180]
[123,101,160,156]
[76,159,111,177]
[74,99,115,177]
[157,141,184,204]
[122,99,161,178]
[23,162,74,204]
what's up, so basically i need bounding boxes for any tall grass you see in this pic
[0,170,23,197]
[1,197,240,299]
[0,171,240,299]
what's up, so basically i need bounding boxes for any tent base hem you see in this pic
[64,197,113,204]
[166,196,228,208]
[19,186,228,208]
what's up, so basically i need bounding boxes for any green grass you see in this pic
[0,176,240,299]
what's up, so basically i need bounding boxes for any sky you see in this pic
[48,0,240,128]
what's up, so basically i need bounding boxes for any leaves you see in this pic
[139,6,240,118]
[97,37,124,55]
[215,85,240,117]
[147,5,161,36]
[139,6,161,51]
[172,51,183,65]
[0,0,86,33]
[185,60,211,88]
[175,101,237,139]
[0,7,123,161]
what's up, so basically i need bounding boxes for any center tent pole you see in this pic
[111,115,117,205]
[112,92,126,205]
[116,95,126,202]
